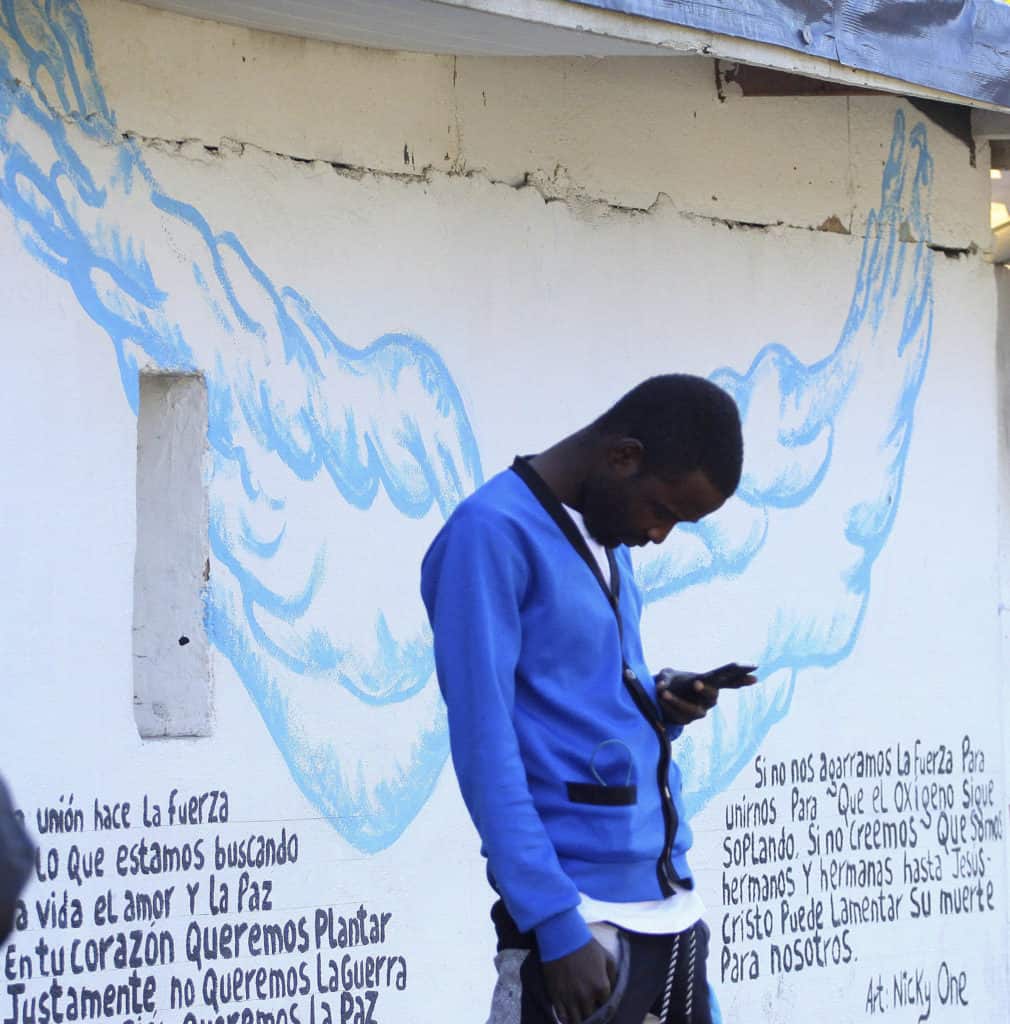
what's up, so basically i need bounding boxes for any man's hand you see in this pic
[655,668,756,726]
[542,938,617,1024]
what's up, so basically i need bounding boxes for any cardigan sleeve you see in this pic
[420,506,591,961]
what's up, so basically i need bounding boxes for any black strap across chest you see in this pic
[509,456,683,892]
[509,456,622,631]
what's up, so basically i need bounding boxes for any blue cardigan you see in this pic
[420,459,694,962]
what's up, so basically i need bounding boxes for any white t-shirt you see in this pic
[563,505,704,937]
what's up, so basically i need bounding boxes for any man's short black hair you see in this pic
[593,374,743,497]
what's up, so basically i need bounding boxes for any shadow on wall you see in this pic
[0,1,933,851]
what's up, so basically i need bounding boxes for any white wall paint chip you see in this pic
[133,372,212,738]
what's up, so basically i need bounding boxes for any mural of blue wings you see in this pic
[638,113,933,813]
[0,1,932,851]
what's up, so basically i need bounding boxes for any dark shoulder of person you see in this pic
[0,776,34,943]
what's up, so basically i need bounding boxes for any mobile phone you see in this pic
[696,663,758,690]
[657,663,758,704]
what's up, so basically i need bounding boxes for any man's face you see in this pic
[581,457,727,549]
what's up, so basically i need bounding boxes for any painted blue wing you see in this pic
[0,0,482,851]
[0,1,935,848]
[637,111,934,813]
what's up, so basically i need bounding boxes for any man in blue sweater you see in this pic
[421,375,748,1024]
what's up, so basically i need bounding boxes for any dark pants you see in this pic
[487,901,712,1024]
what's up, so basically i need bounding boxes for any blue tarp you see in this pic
[572,1,1010,109]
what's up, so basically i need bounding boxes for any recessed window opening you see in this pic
[133,371,211,738]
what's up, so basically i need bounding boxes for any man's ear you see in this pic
[606,438,645,477]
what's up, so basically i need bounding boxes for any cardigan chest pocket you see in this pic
[565,782,638,806]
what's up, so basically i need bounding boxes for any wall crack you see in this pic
[0,71,981,252]
[0,79,944,253]
[927,242,978,259]
[116,128,977,247]
[0,71,988,254]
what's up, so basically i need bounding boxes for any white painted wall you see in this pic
[84,0,992,247]
[0,2,1007,1023]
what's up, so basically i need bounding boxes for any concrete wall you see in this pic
[1,1,1007,1022]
